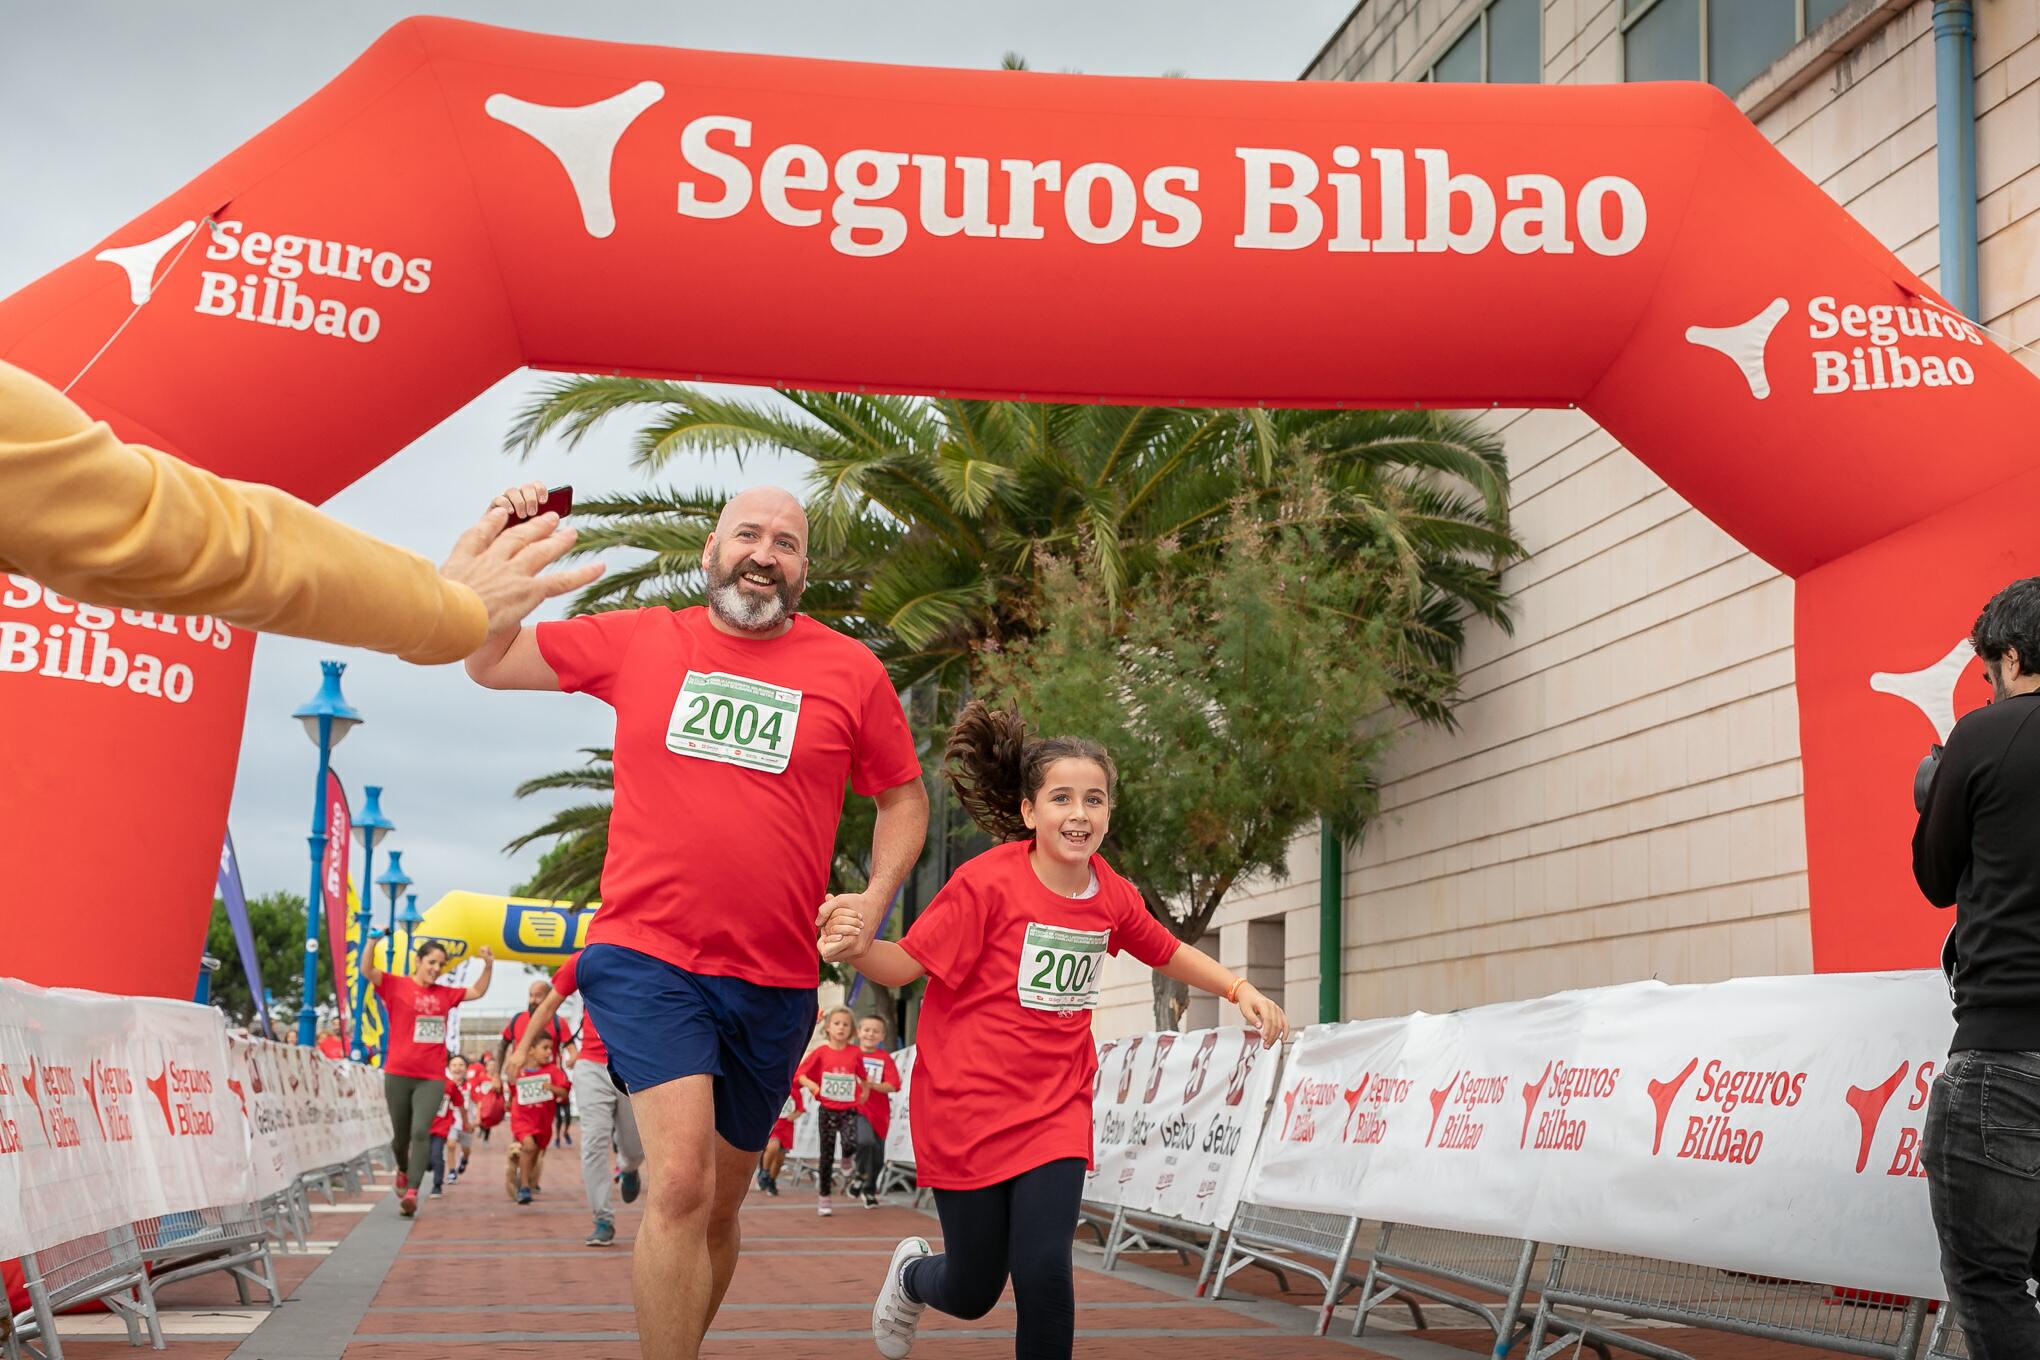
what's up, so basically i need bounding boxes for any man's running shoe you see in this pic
[586,1218,616,1247]
[620,1169,641,1204]
[398,1192,417,1218]
[872,1236,931,1358]
[817,1195,833,1217]
[864,1190,880,1209]
[516,1187,533,1205]
[764,1175,779,1197]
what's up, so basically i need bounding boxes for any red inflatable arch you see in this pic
[3,18,2034,996]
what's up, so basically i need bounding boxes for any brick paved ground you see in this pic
[32,1128,1920,1358]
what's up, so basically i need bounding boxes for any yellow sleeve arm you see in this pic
[0,360,487,664]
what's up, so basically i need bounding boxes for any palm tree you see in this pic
[506,385,1517,715]
[499,384,1521,912]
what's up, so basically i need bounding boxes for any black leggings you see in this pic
[383,1073,440,1192]
[817,1106,857,1195]
[903,1158,1085,1360]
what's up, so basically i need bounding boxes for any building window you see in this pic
[1622,0,1856,95]
[1424,0,1541,83]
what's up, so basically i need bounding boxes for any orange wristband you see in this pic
[1225,977,1246,1006]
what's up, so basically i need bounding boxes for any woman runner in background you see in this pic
[363,939,494,1217]
[821,702,1286,1359]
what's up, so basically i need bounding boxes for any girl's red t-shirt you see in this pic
[509,1063,569,1140]
[428,1077,467,1139]
[900,842,1180,1190]
[797,1042,870,1111]
[373,974,467,1079]
[855,1047,901,1139]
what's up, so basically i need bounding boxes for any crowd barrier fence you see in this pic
[1,979,395,1359]
[1083,972,1971,1360]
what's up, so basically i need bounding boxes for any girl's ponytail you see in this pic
[944,700,1031,840]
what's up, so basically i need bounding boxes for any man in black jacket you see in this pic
[1916,576,2040,1359]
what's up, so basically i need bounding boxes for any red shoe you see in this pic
[398,1192,418,1218]
[396,1173,408,1193]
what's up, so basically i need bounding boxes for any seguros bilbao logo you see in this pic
[1646,1057,1805,1166]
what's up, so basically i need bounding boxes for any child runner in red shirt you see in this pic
[427,1054,469,1197]
[821,702,1287,1360]
[507,1034,571,1206]
[756,1084,804,1197]
[794,1007,866,1216]
[851,1016,900,1207]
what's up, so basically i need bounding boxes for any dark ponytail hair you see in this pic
[945,700,1117,841]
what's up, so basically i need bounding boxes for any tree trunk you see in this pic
[1150,969,1188,1032]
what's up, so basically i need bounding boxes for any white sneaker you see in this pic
[872,1236,931,1358]
[818,1195,833,1217]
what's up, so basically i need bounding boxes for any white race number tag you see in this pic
[666,670,803,774]
[516,1075,551,1106]
[820,1070,860,1103]
[1018,923,1108,1013]
[411,1014,446,1045]
[862,1056,886,1082]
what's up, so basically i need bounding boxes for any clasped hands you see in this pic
[814,892,877,964]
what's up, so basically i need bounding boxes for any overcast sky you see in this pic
[2,2,1354,936]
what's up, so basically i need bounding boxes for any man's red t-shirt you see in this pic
[373,974,467,1080]
[797,1043,870,1111]
[428,1077,467,1139]
[550,954,607,1067]
[509,1063,569,1141]
[501,1010,571,1056]
[900,842,1180,1190]
[537,607,922,988]
[855,1046,901,1139]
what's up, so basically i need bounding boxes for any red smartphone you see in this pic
[510,485,572,522]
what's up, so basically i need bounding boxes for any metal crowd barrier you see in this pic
[4,1226,152,1360]
[1210,1203,1373,1331]
[1525,1247,1932,1360]
[1925,1303,1969,1358]
[1099,1207,1228,1295]
[132,1201,281,1341]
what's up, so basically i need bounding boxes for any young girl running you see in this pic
[756,1084,804,1197]
[820,703,1287,1360]
[507,1034,571,1206]
[795,1006,866,1217]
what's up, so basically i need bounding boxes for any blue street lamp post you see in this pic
[348,786,394,1061]
[374,852,413,1063]
[396,891,425,969]
[293,661,361,1047]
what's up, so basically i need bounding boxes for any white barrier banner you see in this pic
[1244,972,1954,1299]
[0,977,395,1260]
[883,1046,916,1167]
[1085,1025,1280,1228]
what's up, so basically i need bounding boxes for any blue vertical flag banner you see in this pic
[216,831,271,1038]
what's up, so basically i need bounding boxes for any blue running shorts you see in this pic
[576,943,814,1152]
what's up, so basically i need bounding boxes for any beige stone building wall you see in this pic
[1095,0,2040,1040]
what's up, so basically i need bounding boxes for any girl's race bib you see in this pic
[820,1070,860,1103]
[1018,923,1107,1012]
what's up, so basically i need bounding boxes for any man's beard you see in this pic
[706,554,803,632]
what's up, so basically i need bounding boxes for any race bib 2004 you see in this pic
[1018,923,1108,1013]
[820,1070,860,1103]
[411,1014,446,1045]
[666,670,802,775]
[515,1076,551,1106]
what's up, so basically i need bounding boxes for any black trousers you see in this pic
[904,1158,1085,1360]
[428,1134,447,1192]
[1926,1049,2040,1359]
[817,1106,857,1195]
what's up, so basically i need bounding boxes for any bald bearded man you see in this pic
[467,482,928,1358]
